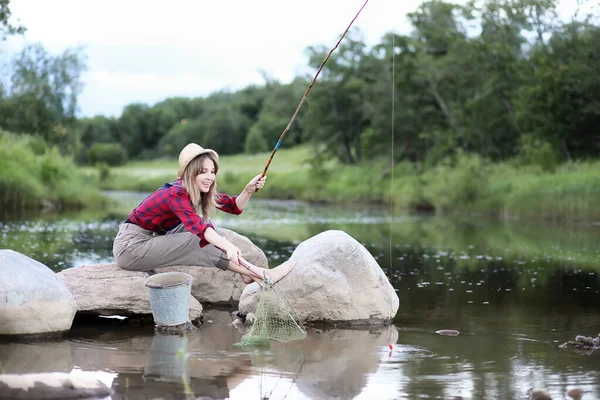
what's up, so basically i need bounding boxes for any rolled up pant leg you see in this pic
[113,223,229,272]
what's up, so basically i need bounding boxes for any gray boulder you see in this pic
[161,228,269,305]
[0,249,77,335]
[58,264,203,322]
[57,228,268,319]
[238,230,399,324]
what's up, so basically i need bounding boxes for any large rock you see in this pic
[238,230,399,324]
[162,227,268,305]
[57,229,268,317]
[58,264,203,322]
[162,266,246,305]
[0,250,77,335]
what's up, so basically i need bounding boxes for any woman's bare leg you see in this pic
[226,257,295,285]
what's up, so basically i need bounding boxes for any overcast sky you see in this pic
[4,0,592,118]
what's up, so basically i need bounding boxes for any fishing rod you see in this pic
[256,0,369,189]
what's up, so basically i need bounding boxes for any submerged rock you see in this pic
[567,388,583,400]
[0,250,77,336]
[238,230,399,324]
[530,388,551,400]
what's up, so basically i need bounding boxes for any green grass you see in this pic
[83,145,600,223]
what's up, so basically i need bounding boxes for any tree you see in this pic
[304,28,375,164]
[244,79,307,154]
[0,43,87,150]
[0,0,25,41]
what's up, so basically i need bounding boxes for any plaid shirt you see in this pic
[127,179,242,247]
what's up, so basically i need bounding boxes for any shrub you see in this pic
[515,133,559,172]
[87,143,127,166]
[0,130,105,210]
[422,151,489,213]
[97,163,111,182]
[244,127,269,154]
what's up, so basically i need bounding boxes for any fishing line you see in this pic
[389,31,396,272]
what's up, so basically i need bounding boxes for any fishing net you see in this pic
[235,272,306,347]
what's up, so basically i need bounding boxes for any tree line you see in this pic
[1,0,598,169]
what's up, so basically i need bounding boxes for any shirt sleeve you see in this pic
[168,186,214,247]
[217,193,243,215]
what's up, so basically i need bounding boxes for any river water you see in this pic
[1,194,599,399]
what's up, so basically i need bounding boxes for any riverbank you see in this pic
[3,133,598,224]
[84,146,600,224]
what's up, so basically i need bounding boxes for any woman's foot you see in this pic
[262,262,295,284]
[239,262,296,285]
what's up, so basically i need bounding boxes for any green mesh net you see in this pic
[234,277,306,347]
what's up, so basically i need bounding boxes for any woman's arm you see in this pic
[235,174,266,210]
[204,226,241,265]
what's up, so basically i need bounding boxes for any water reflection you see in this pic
[144,333,189,383]
[0,308,599,399]
[0,310,400,399]
[2,197,600,398]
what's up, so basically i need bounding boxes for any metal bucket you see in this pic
[145,272,193,326]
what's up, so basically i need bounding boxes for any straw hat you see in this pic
[177,143,219,178]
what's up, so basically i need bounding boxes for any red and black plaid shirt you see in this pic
[127,179,242,247]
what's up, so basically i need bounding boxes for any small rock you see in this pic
[245,313,256,325]
[232,319,244,329]
[531,388,551,400]
[567,388,583,400]
[575,335,594,345]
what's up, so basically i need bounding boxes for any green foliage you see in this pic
[97,163,111,182]
[420,151,489,212]
[86,143,127,166]
[244,126,269,154]
[201,102,250,155]
[0,131,105,211]
[0,43,87,151]
[159,118,205,157]
[514,133,559,172]
[91,144,600,221]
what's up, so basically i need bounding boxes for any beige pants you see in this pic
[113,222,229,271]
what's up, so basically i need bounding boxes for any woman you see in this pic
[112,143,294,285]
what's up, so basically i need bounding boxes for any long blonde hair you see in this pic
[181,153,219,221]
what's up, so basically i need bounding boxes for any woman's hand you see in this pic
[223,242,242,265]
[245,174,267,194]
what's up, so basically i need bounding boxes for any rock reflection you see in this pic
[111,372,229,400]
[228,323,400,400]
[0,340,74,373]
[291,325,398,399]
